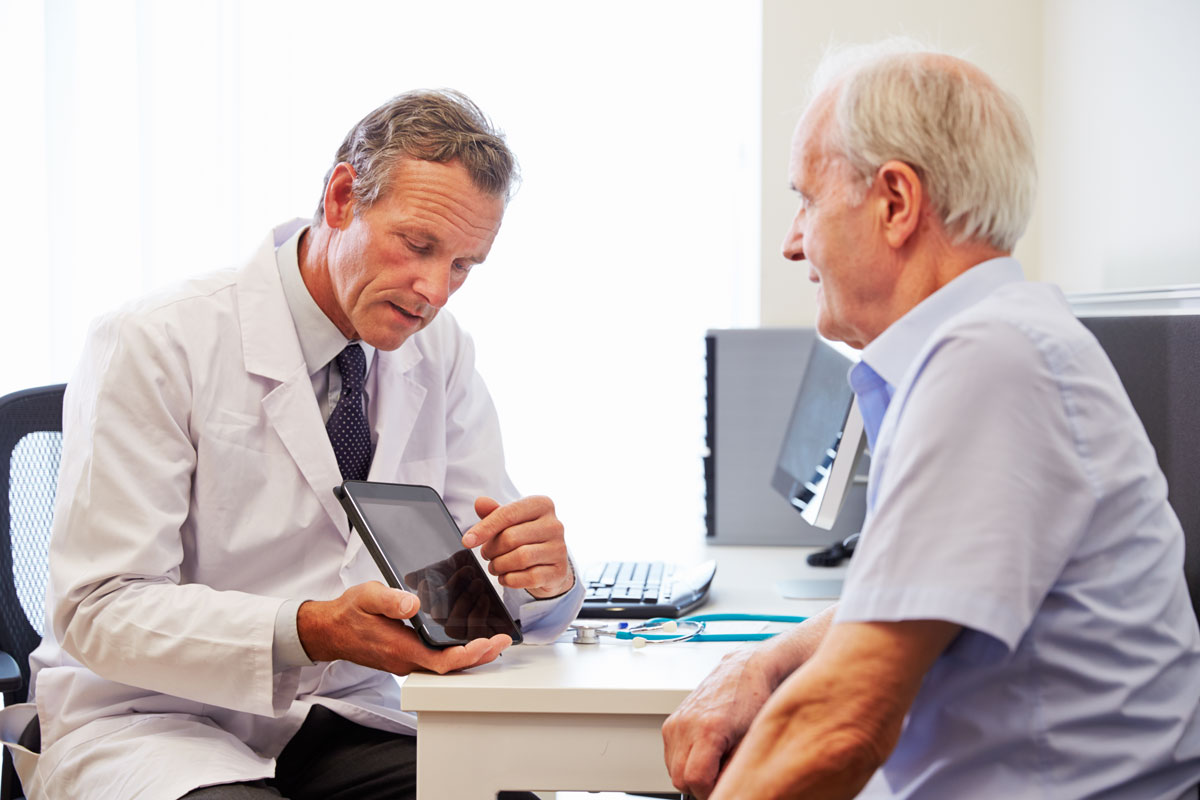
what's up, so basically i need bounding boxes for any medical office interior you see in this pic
[0,0,1198,797]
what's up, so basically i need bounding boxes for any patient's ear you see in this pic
[875,160,922,250]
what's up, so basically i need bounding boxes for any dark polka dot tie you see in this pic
[327,343,373,481]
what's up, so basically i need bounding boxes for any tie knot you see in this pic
[335,344,366,394]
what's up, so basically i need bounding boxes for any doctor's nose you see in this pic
[413,262,453,309]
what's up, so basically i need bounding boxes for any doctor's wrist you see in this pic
[526,567,576,600]
[296,599,335,663]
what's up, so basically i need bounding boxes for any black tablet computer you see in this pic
[334,481,523,648]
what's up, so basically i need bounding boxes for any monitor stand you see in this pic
[775,579,844,599]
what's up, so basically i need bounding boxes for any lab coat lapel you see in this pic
[236,226,349,537]
[368,343,427,481]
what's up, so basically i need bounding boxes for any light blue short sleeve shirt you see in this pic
[838,258,1200,799]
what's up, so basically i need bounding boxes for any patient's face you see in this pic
[781,94,893,350]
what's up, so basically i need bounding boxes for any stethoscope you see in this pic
[569,613,808,648]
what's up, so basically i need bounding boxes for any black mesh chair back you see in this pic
[0,384,65,800]
[1078,315,1200,623]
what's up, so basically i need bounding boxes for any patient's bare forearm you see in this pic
[754,603,838,686]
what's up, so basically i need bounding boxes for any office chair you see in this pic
[1078,315,1200,623]
[0,384,66,800]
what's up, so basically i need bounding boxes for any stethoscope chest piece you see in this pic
[569,621,609,644]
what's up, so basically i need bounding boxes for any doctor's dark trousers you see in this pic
[180,705,539,800]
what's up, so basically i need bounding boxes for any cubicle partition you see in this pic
[1071,286,1200,621]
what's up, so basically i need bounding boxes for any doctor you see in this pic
[15,90,582,800]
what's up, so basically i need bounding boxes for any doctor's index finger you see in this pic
[462,495,555,548]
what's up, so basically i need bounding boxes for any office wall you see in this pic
[758,0,1044,327]
[1041,0,1200,293]
[758,0,1200,327]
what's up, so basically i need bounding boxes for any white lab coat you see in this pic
[6,221,580,800]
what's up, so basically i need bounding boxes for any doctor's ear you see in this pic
[322,163,359,230]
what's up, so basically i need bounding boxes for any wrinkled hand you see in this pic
[708,619,962,800]
[405,550,503,641]
[297,580,510,675]
[662,646,778,799]
[462,496,573,598]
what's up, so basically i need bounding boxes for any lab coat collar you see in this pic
[237,221,309,383]
[232,222,349,538]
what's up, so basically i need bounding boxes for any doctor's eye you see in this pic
[401,236,432,255]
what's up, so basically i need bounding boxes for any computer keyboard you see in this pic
[578,559,717,619]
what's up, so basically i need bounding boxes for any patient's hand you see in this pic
[662,646,777,799]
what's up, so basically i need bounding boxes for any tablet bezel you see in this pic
[335,480,524,648]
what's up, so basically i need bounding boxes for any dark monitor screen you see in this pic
[771,337,867,530]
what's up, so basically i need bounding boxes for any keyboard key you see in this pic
[599,563,619,586]
[611,585,642,603]
[616,562,635,584]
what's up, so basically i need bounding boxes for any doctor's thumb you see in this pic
[359,582,419,619]
[392,590,419,618]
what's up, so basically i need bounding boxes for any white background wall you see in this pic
[758,0,1199,327]
[1041,0,1200,294]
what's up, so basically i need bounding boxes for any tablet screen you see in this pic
[339,481,523,646]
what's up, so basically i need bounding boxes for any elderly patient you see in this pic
[662,42,1200,800]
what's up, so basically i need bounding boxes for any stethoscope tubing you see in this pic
[611,613,809,643]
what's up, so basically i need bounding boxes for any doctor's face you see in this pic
[323,158,505,351]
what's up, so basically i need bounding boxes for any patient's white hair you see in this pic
[811,39,1036,253]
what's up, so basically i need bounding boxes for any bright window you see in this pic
[0,1,762,560]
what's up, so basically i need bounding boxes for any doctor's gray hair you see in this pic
[314,89,519,222]
[811,40,1036,253]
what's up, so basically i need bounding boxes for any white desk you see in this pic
[401,545,844,798]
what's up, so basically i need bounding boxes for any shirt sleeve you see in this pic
[274,599,315,669]
[835,318,1098,654]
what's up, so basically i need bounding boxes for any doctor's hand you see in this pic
[662,646,780,799]
[462,495,574,598]
[296,581,511,675]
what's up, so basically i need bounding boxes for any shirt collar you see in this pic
[275,224,376,375]
[859,257,1025,388]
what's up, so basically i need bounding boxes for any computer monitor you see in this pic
[770,336,867,530]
